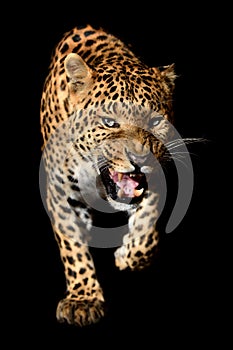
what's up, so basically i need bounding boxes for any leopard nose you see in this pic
[128,152,149,165]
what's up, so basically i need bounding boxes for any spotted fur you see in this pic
[40,24,177,326]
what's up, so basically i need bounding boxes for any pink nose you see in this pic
[128,152,149,165]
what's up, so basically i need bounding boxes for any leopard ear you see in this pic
[64,53,93,92]
[153,63,177,90]
[161,63,176,83]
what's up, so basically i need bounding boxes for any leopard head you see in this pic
[64,53,176,209]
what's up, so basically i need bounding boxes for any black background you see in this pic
[12,1,228,347]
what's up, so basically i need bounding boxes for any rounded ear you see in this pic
[160,63,176,80]
[153,63,177,90]
[64,53,93,92]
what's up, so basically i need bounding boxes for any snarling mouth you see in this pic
[99,164,148,204]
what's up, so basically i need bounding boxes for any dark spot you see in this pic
[72,34,81,42]
[64,239,72,251]
[135,225,143,231]
[60,80,66,91]
[112,93,119,100]
[59,205,71,214]
[102,74,110,81]
[106,76,113,84]
[86,54,97,65]
[72,43,82,53]
[77,253,82,262]
[71,184,80,192]
[139,234,146,245]
[73,283,82,290]
[82,49,92,60]
[54,184,65,196]
[60,43,69,54]
[84,99,92,109]
[67,197,83,207]
[144,86,151,93]
[79,144,86,151]
[68,268,77,278]
[67,256,75,265]
[144,93,151,100]
[55,232,61,244]
[59,68,65,75]
[67,175,78,183]
[58,212,66,220]
[135,250,143,257]
[58,223,66,235]
[85,252,91,261]
[109,85,117,93]
[85,39,95,47]
[145,233,155,248]
[84,30,95,37]
[139,211,150,219]
[83,278,88,285]
[87,263,94,270]
[95,91,101,98]
[145,249,154,256]
[139,257,147,264]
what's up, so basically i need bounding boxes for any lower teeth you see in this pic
[117,187,144,198]
[117,188,125,198]
[134,188,144,197]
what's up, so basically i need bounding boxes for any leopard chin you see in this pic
[99,163,148,207]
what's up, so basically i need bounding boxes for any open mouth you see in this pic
[99,163,148,204]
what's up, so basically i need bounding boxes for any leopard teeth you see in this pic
[134,188,144,197]
[118,173,123,181]
[117,188,124,198]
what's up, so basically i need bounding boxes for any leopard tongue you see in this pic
[109,170,144,198]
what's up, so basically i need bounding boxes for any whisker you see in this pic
[96,156,108,170]
[165,139,184,146]
[162,149,197,169]
[169,151,192,155]
[167,144,191,151]
[166,137,206,147]
[161,155,189,170]
[170,156,189,168]
[165,138,207,151]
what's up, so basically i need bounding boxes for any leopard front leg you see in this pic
[42,148,105,326]
[54,229,105,327]
[114,191,160,271]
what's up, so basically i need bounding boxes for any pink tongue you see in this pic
[110,172,139,198]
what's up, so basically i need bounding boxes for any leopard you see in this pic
[40,23,181,327]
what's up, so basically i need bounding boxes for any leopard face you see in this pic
[40,24,177,327]
[64,101,174,212]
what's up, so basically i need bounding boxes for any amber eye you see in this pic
[149,115,164,128]
[102,117,120,128]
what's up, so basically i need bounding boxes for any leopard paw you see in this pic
[114,245,129,270]
[56,298,105,327]
[114,245,154,271]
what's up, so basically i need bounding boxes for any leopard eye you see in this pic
[149,115,164,128]
[102,117,120,128]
